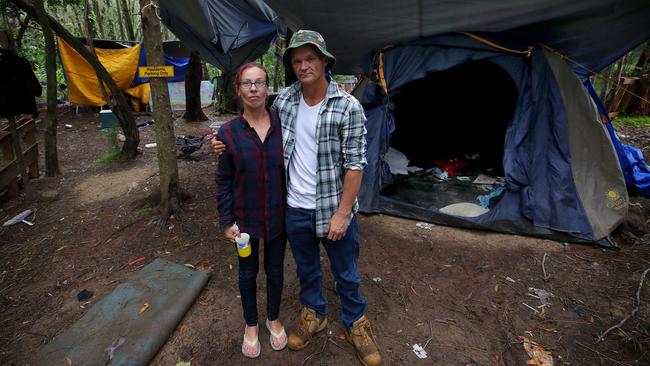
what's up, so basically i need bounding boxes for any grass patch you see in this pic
[133,202,154,217]
[95,147,122,164]
[612,116,650,127]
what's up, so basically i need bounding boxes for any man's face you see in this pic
[291,45,328,87]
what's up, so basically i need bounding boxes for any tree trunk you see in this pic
[120,0,136,40]
[92,0,104,38]
[221,69,238,113]
[84,0,96,39]
[272,37,283,91]
[7,116,32,196]
[139,0,181,218]
[183,51,208,122]
[8,0,140,159]
[598,64,612,102]
[633,41,650,76]
[15,13,31,50]
[34,0,61,176]
[115,0,126,40]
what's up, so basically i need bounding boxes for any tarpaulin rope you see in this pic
[461,32,533,56]
[372,45,394,96]
[539,42,650,106]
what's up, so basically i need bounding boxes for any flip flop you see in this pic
[266,319,288,351]
[242,325,261,358]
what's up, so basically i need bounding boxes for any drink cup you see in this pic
[235,233,251,257]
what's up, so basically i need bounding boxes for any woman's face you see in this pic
[237,67,268,111]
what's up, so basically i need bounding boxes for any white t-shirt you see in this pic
[287,95,324,209]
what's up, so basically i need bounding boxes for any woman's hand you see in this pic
[224,224,240,240]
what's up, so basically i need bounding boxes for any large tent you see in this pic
[261,0,650,244]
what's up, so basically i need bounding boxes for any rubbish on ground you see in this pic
[384,147,411,175]
[520,336,554,366]
[176,135,205,160]
[430,166,449,180]
[522,302,540,314]
[3,209,34,226]
[184,263,195,269]
[77,289,94,302]
[116,132,126,142]
[139,303,150,315]
[145,143,157,148]
[473,174,497,185]
[478,186,505,208]
[127,257,146,267]
[175,362,191,366]
[456,176,471,181]
[65,124,73,128]
[439,202,489,217]
[505,276,516,283]
[412,343,428,359]
[416,222,434,230]
[529,288,555,306]
[372,277,382,282]
[137,120,155,129]
[104,337,125,361]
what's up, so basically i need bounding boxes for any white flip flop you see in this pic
[265,319,288,351]
[242,325,261,358]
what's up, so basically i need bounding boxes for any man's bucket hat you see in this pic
[283,30,336,72]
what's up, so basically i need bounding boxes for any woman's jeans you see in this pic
[238,233,287,326]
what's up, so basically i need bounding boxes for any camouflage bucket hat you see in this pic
[283,30,336,72]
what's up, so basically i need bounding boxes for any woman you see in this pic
[215,63,287,358]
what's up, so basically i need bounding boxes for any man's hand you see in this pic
[224,224,240,240]
[327,211,350,241]
[211,136,226,155]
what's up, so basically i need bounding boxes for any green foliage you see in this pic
[612,116,650,127]
[96,146,122,164]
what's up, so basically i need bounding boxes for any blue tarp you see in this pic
[585,82,650,197]
[158,0,284,71]
[131,45,189,86]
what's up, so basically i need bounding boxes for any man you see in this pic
[214,30,381,366]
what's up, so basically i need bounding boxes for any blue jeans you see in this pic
[238,233,287,326]
[286,206,368,330]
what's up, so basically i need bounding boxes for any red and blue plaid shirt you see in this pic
[215,109,286,240]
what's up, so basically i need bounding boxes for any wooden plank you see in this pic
[0,161,19,194]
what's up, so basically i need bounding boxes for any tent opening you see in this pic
[391,59,518,175]
[381,59,518,213]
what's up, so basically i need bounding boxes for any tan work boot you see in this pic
[349,316,382,366]
[287,307,328,350]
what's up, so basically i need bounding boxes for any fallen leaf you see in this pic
[179,324,187,336]
[337,332,347,341]
[139,303,150,315]
[65,356,72,366]
[494,283,500,292]
[57,245,68,251]
[175,362,191,366]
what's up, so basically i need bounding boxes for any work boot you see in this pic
[287,307,328,350]
[349,316,382,366]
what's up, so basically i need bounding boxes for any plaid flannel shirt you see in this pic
[273,80,367,237]
[215,110,286,240]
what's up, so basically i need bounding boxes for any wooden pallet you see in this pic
[0,117,39,202]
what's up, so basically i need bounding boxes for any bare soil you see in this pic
[1,108,649,366]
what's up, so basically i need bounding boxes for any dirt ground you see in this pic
[1,108,649,366]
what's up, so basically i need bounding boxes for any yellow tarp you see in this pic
[57,36,141,106]
[125,83,151,111]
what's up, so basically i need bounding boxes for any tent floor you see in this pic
[380,171,491,211]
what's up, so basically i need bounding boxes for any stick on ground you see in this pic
[597,268,649,342]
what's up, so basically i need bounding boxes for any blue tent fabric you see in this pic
[158,0,284,71]
[360,33,626,243]
[131,45,189,86]
[585,82,650,197]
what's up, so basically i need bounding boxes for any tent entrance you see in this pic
[381,59,518,216]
